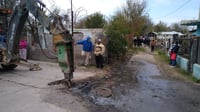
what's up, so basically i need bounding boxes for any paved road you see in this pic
[78,51,200,112]
[120,53,200,112]
[0,61,91,112]
[1,51,200,112]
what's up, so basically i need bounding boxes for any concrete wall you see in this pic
[176,55,189,71]
[73,29,106,65]
[27,28,106,66]
[193,64,200,79]
[176,55,200,80]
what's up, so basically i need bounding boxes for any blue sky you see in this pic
[147,0,199,25]
[43,0,200,25]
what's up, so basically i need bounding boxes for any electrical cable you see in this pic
[157,0,191,19]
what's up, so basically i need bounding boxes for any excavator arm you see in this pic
[7,0,53,62]
[4,0,74,86]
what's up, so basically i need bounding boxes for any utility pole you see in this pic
[71,0,73,36]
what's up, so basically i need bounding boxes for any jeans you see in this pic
[171,60,176,66]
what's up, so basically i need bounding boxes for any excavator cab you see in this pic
[0,8,14,69]
[0,8,12,47]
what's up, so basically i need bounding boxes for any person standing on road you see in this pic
[76,36,93,66]
[19,39,27,61]
[94,39,105,69]
[133,37,137,47]
[150,39,156,52]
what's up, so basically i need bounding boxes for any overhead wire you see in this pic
[157,0,191,19]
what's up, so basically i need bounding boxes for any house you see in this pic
[157,31,183,40]
[181,8,200,36]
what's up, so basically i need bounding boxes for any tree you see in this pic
[170,23,188,33]
[105,0,152,60]
[153,21,170,32]
[85,12,106,28]
[122,0,152,36]
[75,17,87,28]
[106,11,131,34]
[105,12,129,60]
[73,7,87,26]
[107,30,128,60]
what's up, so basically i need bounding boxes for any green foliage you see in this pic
[106,0,153,36]
[106,12,131,34]
[177,67,200,83]
[153,21,170,32]
[75,17,87,28]
[85,12,106,28]
[157,51,170,63]
[157,51,199,83]
[105,13,129,59]
[104,0,153,60]
[121,0,152,36]
[153,21,189,33]
[107,31,128,59]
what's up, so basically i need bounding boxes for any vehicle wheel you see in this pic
[1,64,18,70]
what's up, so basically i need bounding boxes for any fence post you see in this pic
[197,37,200,64]
[188,38,192,72]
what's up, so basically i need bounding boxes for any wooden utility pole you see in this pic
[71,0,73,36]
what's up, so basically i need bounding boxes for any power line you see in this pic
[158,0,191,18]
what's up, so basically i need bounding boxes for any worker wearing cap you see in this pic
[94,38,105,68]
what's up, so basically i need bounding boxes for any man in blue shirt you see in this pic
[76,36,93,66]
